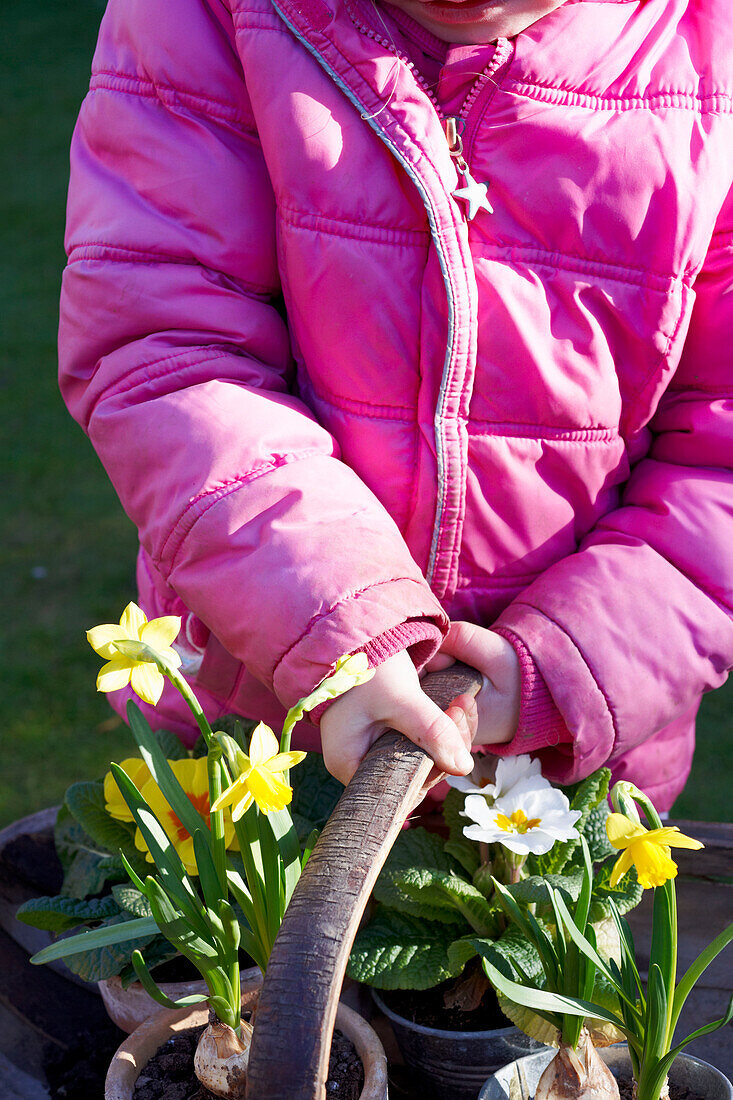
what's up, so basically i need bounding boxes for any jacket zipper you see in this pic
[270,0,464,592]
[459,37,514,166]
[342,0,445,117]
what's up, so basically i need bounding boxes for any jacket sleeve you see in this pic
[494,191,733,784]
[58,0,447,709]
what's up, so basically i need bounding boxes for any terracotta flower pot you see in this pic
[372,988,541,1100]
[479,1044,733,1100]
[105,974,388,1100]
[98,965,262,1033]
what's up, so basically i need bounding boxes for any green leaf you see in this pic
[112,885,153,919]
[145,879,218,964]
[444,838,480,877]
[348,907,464,990]
[131,949,208,1010]
[505,870,584,908]
[126,702,210,844]
[442,787,468,844]
[583,803,615,863]
[118,934,179,988]
[150,729,189,760]
[382,826,455,875]
[532,770,610,876]
[656,994,733,1086]
[448,927,543,986]
[671,921,733,1033]
[587,860,643,923]
[30,914,159,967]
[192,829,223,913]
[648,883,675,1014]
[111,763,209,933]
[267,807,301,908]
[643,962,668,1066]
[61,850,126,899]
[376,867,498,933]
[16,894,120,933]
[290,752,344,831]
[64,781,136,856]
[481,955,628,1035]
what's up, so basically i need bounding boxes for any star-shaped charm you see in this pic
[452,172,493,221]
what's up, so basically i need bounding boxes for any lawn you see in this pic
[1,0,731,830]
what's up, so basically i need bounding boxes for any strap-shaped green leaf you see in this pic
[550,889,636,1008]
[257,807,285,944]
[653,993,733,1094]
[208,995,238,1029]
[648,883,675,1013]
[193,828,223,913]
[493,879,559,984]
[30,915,159,964]
[127,701,210,842]
[131,949,208,1010]
[642,962,668,1067]
[120,850,149,896]
[608,902,645,1009]
[574,838,593,933]
[146,878,218,963]
[670,921,733,1033]
[232,809,270,951]
[481,955,630,1038]
[111,763,208,934]
[267,807,301,908]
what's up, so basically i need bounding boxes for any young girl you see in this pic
[59,0,733,811]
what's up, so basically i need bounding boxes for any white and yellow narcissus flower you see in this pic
[212,722,306,818]
[87,602,182,706]
[448,753,547,802]
[462,784,581,856]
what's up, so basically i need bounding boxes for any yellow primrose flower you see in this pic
[87,602,182,706]
[133,757,236,876]
[606,812,704,890]
[103,757,152,823]
[211,722,306,818]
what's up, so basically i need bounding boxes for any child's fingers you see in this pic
[389,692,475,776]
[321,725,378,787]
[438,620,505,667]
[423,651,456,673]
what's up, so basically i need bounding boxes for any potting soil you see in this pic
[132,1024,364,1100]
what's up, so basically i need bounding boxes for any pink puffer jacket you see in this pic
[59,0,733,809]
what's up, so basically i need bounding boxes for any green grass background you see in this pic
[1,0,731,830]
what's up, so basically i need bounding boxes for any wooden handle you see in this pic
[246,662,483,1100]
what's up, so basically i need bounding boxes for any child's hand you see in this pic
[319,650,477,786]
[426,623,520,747]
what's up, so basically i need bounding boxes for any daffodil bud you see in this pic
[610,781,643,823]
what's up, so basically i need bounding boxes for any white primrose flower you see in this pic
[462,784,581,855]
[447,753,548,802]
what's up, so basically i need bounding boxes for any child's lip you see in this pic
[410,0,504,19]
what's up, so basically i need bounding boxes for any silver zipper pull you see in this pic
[445,116,493,221]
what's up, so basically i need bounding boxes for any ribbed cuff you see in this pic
[309,619,444,726]
[490,627,572,755]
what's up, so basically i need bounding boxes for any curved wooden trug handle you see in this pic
[246,662,483,1100]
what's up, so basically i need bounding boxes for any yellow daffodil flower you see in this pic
[87,602,182,706]
[606,812,704,889]
[211,722,306,818]
[134,757,236,876]
[103,757,152,822]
